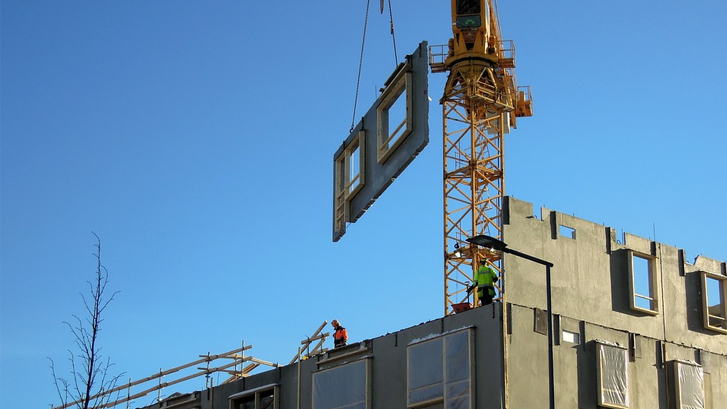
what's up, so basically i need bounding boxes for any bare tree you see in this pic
[50,233,125,409]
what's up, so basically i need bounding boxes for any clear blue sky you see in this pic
[2,1,726,408]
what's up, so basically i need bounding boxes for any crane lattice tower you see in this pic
[434,0,532,315]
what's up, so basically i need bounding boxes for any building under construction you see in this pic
[87,2,725,408]
[134,196,726,409]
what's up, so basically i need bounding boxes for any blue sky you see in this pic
[2,1,726,408]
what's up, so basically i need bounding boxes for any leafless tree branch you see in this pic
[49,233,124,409]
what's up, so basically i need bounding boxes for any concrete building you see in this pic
[140,197,727,409]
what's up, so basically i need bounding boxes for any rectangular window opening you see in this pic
[229,386,279,409]
[377,69,413,163]
[628,251,659,315]
[349,141,361,191]
[333,154,348,237]
[562,330,580,345]
[407,329,473,409]
[313,360,370,409]
[559,225,576,239]
[333,131,366,240]
[259,392,274,409]
[338,131,365,199]
[671,361,705,409]
[596,343,629,409]
[235,397,255,409]
[701,272,727,333]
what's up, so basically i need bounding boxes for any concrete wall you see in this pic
[512,317,727,409]
[503,196,727,409]
[141,305,504,409]
[139,196,725,409]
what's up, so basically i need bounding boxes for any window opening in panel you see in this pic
[386,85,407,145]
[672,360,705,409]
[596,343,629,409]
[629,252,658,314]
[562,330,580,345]
[333,154,348,236]
[312,360,369,409]
[408,337,444,406]
[559,225,576,239]
[229,386,279,409]
[349,139,361,192]
[340,131,365,200]
[377,70,412,163]
[235,397,255,409]
[702,272,726,333]
[333,131,365,239]
[259,390,274,409]
[407,329,473,409]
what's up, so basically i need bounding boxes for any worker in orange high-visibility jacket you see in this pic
[331,319,348,348]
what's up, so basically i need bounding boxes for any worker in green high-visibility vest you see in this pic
[474,260,499,305]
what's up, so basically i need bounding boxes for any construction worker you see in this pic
[331,319,348,348]
[474,260,498,305]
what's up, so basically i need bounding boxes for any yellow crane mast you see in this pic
[431,0,532,315]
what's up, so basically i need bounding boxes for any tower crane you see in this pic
[431,0,533,315]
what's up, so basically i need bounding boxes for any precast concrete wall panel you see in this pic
[502,196,727,353]
[332,41,429,241]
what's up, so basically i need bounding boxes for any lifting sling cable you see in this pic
[387,0,398,65]
[350,0,399,133]
[350,0,371,133]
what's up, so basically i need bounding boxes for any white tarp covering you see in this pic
[313,360,367,409]
[407,329,472,409]
[597,343,629,408]
[677,361,705,409]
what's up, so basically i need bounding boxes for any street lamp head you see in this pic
[466,235,508,251]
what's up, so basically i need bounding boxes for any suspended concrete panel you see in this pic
[333,41,429,241]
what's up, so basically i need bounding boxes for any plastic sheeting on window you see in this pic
[597,343,629,409]
[313,360,367,409]
[676,361,705,409]
[407,329,472,409]
[444,331,471,409]
[408,337,444,405]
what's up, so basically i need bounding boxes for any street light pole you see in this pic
[544,263,554,409]
[467,235,555,409]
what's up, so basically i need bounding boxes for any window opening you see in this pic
[671,361,705,409]
[407,329,473,409]
[559,225,576,239]
[596,342,629,409]
[701,272,727,333]
[628,251,659,314]
[562,330,580,345]
[259,391,274,409]
[236,397,255,409]
[333,131,365,238]
[349,139,362,191]
[408,337,443,405]
[333,155,347,236]
[377,69,412,163]
[336,131,365,200]
[312,360,369,409]
[229,386,279,409]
